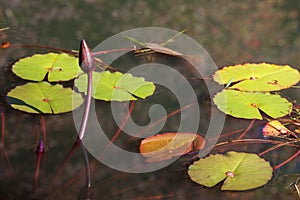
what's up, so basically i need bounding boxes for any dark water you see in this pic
[0,1,300,199]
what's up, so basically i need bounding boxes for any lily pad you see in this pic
[140,132,205,162]
[188,151,273,191]
[75,71,155,101]
[6,82,83,114]
[262,120,291,137]
[213,63,300,91]
[213,89,292,119]
[12,53,82,82]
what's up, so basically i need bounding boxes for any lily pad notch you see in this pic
[12,53,81,82]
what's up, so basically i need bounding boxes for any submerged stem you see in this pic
[80,142,92,193]
[1,109,5,147]
[274,149,300,170]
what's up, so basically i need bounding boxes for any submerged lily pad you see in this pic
[6,82,83,114]
[140,132,205,162]
[213,63,300,91]
[213,89,292,119]
[188,151,273,191]
[12,53,81,82]
[75,71,155,101]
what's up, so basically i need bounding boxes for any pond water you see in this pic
[0,1,300,199]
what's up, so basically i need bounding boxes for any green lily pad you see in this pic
[12,53,82,82]
[213,63,300,91]
[213,89,292,119]
[6,82,83,114]
[188,151,273,191]
[75,71,155,101]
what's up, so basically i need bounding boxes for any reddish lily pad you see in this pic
[140,132,205,162]
[262,120,291,137]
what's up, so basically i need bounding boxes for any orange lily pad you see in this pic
[262,120,291,137]
[140,132,205,162]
